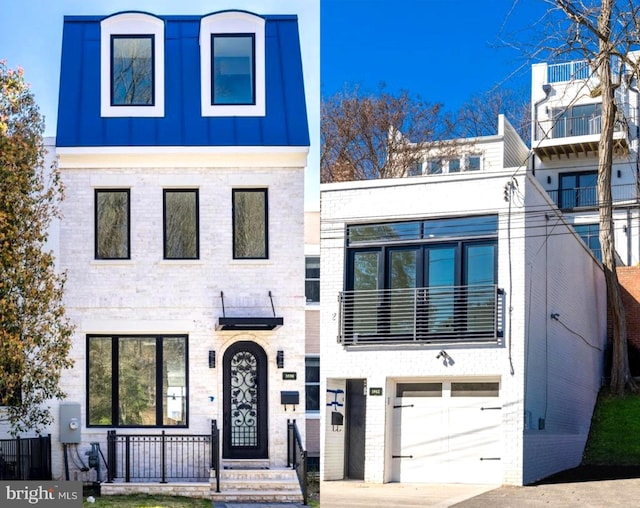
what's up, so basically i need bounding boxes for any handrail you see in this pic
[211,420,220,493]
[287,419,308,505]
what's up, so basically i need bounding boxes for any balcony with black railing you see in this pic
[547,183,639,210]
[338,284,504,346]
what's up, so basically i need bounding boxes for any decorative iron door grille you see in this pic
[223,341,268,459]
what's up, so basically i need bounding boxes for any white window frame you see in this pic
[100,13,165,118]
[200,11,266,117]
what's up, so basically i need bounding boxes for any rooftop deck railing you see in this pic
[338,284,504,346]
[547,60,592,83]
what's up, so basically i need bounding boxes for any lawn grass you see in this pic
[583,388,640,465]
[82,494,211,507]
[83,493,318,507]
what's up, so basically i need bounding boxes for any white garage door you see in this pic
[391,380,502,484]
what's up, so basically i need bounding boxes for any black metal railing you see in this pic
[211,420,220,493]
[338,284,505,345]
[287,419,308,505]
[547,183,639,210]
[106,425,215,483]
[0,435,52,480]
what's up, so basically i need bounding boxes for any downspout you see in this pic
[623,72,640,263]
[627,207,632,266]
[532,83,553,176]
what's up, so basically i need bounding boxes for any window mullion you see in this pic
[112,337,119,426]
[156,336,163,427]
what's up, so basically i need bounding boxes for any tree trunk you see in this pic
[597,0,637,395]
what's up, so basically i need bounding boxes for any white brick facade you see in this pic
[42,150,307,480]
[320,163,605,485]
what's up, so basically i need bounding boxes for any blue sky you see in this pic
[1,1,550,210]
[321,0,549,110]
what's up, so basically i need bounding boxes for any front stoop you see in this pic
[211,465,303,503]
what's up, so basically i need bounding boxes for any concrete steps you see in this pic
[210,462,303,503]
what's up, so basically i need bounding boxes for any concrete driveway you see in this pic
[321,466,640,507]
[319,481,497,508]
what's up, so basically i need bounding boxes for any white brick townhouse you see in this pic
[320,115,607,486]
[51,9,310,494]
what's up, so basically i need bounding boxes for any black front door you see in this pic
[223,341,268,459]
[345,379,366,479]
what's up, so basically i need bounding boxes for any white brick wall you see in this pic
[46,154,306,480]
[320,171,605,486]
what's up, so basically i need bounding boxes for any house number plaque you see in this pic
[369,387,383,396]
[282,372,297,380]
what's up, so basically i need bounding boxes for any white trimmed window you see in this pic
[100,13,165,117]
[200,11,266,117]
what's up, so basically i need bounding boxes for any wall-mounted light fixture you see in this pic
[208,350,216,368]
[547,176,552,184]
[276,350,284,369]
[617,170,622,178]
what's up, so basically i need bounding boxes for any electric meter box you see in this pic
[59,402,81,444]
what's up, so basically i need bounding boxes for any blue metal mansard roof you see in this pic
[55,12,309,148]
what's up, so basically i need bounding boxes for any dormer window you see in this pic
[100,13,164,117]
[201,12,265,117]
[111,35,154,106]
[212,34,255,105]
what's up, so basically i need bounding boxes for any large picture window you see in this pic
[111,35,154,106]
[164,189,199,259]
[87,335,188,427]
[212,34,255,105]
[343,216,499,343]
[233,189,268,259]
[95,189,130,260]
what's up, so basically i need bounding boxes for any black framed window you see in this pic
[305,256,320,303]
[95,189,130,260]
[233,189,268,259]
[345,216,498,339]
[163,189,199,259]
[574,223,602,261]
[559,171,598,209]
[111,35,154,106]
[305,357,320,412]
[87,335,188,427]
[212,34,255,105]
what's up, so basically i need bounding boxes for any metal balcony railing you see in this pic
[534,114,627,142]
[547,60,592,83]
[547,183,639,210]
[338,284,504,345]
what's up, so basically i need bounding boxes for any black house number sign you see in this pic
[282,372,297,380]
[369,387,383,396]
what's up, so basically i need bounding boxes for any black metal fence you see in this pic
[107,423,216,483]
[287,419,308,505]
[0,435,52,480]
